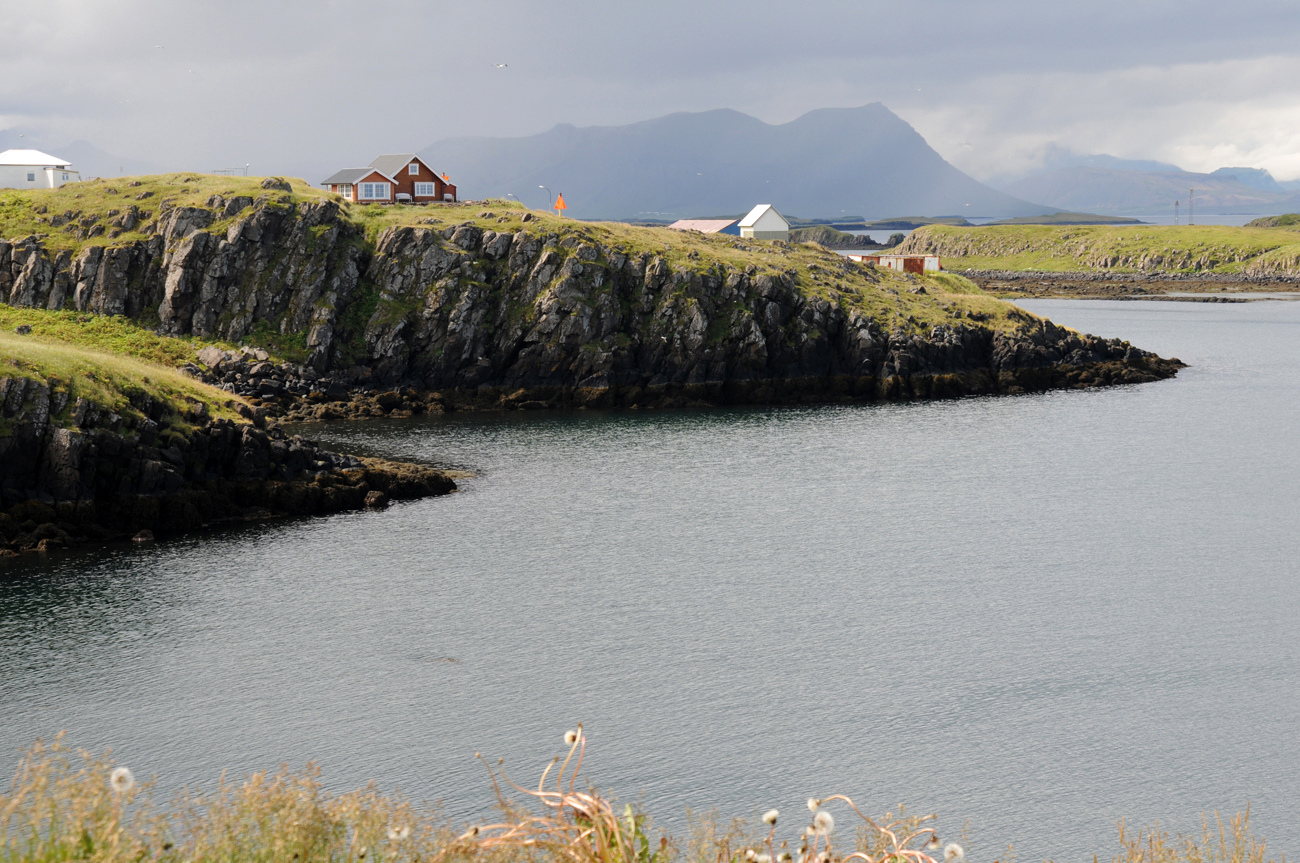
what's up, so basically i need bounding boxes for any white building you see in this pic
[847,253,942,273]
[738,204,789,240]
[0,149,81,190]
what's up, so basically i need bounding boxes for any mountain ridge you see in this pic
[419,104,1050,221]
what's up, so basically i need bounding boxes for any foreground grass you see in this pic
[899,224,1300,275]
[0,733,1280,863]
[0,327,241,429]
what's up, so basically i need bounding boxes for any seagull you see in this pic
[493,63,508,68]
[154,45,164,48]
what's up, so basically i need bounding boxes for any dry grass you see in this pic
[1,733,1278,863]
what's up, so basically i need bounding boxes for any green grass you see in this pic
[1245,213,1300,228]
[900,223,1300,274]
[0,328,241,428]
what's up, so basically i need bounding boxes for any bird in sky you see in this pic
[493,63,508,68]
[154,45,164,48]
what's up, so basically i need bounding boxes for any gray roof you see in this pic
[369,153,422,177]
[321,167,387,185]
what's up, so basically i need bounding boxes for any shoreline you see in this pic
[961,268,1300,301]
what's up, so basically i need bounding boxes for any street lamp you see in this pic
[505,193,522,209]
[539,185,553,210]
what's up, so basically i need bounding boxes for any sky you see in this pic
[4,0,1300,185]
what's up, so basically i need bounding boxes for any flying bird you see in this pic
[154,45,164,48]
[493,63,508,68]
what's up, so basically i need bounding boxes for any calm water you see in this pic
[3,301,1299,861]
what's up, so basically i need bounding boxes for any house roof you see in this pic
[666,219,737,233]
[369,153,428,177]
[0,149,73,167]
[321,167,393,185]
[738,204,787,228]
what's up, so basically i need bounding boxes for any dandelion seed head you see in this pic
[388,825,411,841]
[807,798,821,812]
[944,844,964,863]
[763,809,779,826]
[109,767,135,794]
[746,850,757,861]
[812,811,834,835]
[564,729,579,745]
[756,854,771,863]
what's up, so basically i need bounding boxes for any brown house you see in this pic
[320,153,457,203]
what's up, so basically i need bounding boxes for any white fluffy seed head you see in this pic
[763,809,779,826]
[746,851,756,861]
[109,767,135,794]
[812,810,834,835]
[388,825,411,841]
[944,844,964,863]
[927,837,940,850]
[564,729,579,745]
[807,797,821,812]
[756,855,772,863]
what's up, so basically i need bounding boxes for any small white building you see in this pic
[738,204,790,240]
[0,150,80,190]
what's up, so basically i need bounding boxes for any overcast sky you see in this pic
[4,0,1300,184]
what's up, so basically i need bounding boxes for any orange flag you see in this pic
[554,192,567,212]
[442,173,449,181]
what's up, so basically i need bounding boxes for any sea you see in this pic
[2,299,1298,861]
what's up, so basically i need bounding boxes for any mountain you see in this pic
[1000,166,1300,215]
[419,104,1050,221]
[1209,166,1284,193]
[0,128,156,178]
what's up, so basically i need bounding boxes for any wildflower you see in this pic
[756,855,771,863]
[388,825,411,841]
[763,809,779,826]
[747,851,757,861]
[109,767,135,794]
[944,844,964,863]
[565,729,579,745]
[812,810,834,836]
[927,837,940,850]
[807,797,821,812]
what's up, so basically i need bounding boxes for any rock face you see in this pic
[1,197,1181,414]
[0,373,455,552]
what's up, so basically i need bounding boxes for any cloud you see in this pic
[2,0,1299,182]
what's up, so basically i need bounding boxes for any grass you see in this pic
[0,328,241,428]
[1,177,1056,353]
[0,732,1280,863]
[899,224,1300,275]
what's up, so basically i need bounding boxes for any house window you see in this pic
[337,184,352,197]
[414,182,437,197]
[62,173,68,180]
[26,172,35,182]
[408,163,419,175]
[360,182,389,200]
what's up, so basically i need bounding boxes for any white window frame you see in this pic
[359,182,389,200]
[336,183,352,198]
[26,172,35,182]
[413,182,437,197]
[408,163,419,175]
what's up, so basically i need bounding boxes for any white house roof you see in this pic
[738,204,787,228]
[0,149,73,167]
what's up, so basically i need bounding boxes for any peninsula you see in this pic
[0,174,1183,549]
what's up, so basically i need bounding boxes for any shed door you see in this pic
[903,257,924,274]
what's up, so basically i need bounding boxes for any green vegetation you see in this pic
[987,212,1144,226]
[1245,213,1300,228]
[0,327,240,430]
[0,173,325,255]
[0,732,1279,863]
[900,223,1300,275]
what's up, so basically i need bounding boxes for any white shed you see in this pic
[0,149,81,190]
[738,204,789,240]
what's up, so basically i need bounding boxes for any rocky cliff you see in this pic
[0,185,1182,417]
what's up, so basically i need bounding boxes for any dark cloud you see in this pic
[3,0,1299,182]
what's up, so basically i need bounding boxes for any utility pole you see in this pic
[1174,200,1179,225]
[1189,189,1194,225]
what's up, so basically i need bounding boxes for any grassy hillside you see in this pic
[1246,213,1300,228]
[900,223,1300,275]
[0,175,1070,376]
[0,315,241,432]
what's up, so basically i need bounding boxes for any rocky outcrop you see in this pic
[0,373,455,554]
[3,198,1183,416]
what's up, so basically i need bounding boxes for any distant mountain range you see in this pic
[998,154,1300,216]
[418,104,1050,221]
[0,129,156,179]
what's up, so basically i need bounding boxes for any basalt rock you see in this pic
[3,199,1183,417]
